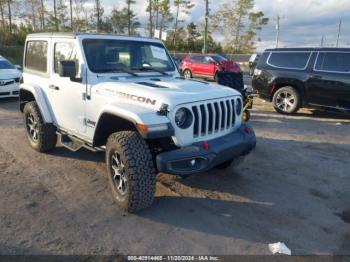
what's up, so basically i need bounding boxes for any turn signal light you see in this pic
[136,124,149,133]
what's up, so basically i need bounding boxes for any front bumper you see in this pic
[156,124,256,175]
[0,83,20,97]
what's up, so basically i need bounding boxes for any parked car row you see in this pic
[0,56,22,98]
[2,47,349,118]
[179,54,241,81]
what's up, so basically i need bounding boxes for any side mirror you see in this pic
[14,65,22,71]
[58,60,77,78]
[209,60,216,64]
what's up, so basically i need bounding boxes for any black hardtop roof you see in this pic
[26,32,157,42]
[265,47,350,52]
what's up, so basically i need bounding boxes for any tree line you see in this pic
[0,0,268,54]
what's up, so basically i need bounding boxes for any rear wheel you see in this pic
[183,69,192,79]
[272,86,301,114]
[23,101,57,152]
[106,131,156,212]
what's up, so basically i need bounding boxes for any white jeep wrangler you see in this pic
[20,33,256,212]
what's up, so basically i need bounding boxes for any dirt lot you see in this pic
[0,97,349,255]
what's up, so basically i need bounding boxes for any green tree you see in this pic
[126,0,135,35]
[158,0,173,40]
[73,0,91,32]
[0,0,5,27]
[242,11,268,53]
[186,22,200,51]
[6,0,14,33]
[95,0,103,32]
[110,7,128,34]
[110,6,139,35]
[173,0,194,51]
[212,0,267,53]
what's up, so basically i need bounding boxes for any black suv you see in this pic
[252,48,350,114]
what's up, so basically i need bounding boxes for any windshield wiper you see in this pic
[100,68,139,77]
[132,66,169,76]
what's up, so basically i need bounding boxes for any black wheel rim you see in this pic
[111,151,128,196]
[26,113,39,142]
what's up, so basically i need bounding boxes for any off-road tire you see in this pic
[272,86,301,114]
[106,131,156,213]
[23,101,57,152]
[183,69,192,79]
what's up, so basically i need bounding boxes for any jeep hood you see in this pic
[93,76,242,110]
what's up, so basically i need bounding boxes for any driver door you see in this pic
[49,39,86,135]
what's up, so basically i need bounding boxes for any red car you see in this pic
[179,54,241,82]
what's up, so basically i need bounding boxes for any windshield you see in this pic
[0,59,15,70]
[82,39,176,74]
[212,55,227,63]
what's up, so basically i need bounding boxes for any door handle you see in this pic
[49,85,60,90]
[310,75,322,80]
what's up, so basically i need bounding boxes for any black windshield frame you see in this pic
[82,39,176,74]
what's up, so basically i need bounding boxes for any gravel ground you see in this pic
[0,97,349,255]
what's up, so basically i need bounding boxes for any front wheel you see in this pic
[183,69,192,79]
[272,86,301,114]
[23,101,57,152]
[106,131,156,212]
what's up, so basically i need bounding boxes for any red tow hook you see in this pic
[203,142,209,151]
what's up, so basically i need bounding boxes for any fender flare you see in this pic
[92,104,172,146]
[20,83,54,123]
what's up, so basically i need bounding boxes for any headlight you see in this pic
[236,99,242,115]
[175,107,193,129]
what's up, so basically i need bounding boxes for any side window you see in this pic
[25,41,48,73]
[315,52,350,73]
[268,52,311,70]
[204,56,213,63]
[54,42,79,75]
[191,56,204,63]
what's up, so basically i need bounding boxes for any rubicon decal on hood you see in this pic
[117,92,157,106]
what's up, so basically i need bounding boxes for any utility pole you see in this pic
[336,17,342,47]
[70,0,74,31]
[7,0,12,34]
[203,0,209,54]
[149,0,153,38]
[275,15,280,48]
[321,35,324,47]
[54,0,58,31]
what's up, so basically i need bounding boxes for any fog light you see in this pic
[190,160,196,166]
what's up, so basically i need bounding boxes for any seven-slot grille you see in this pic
[192,98,236,137]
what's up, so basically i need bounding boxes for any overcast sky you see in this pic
[93,0,350,51]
